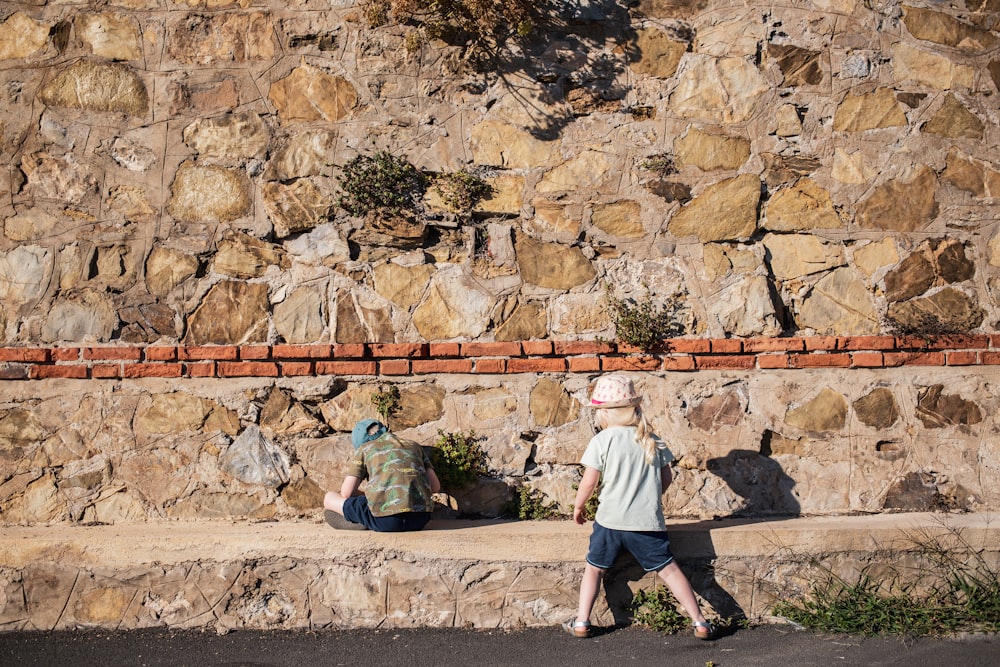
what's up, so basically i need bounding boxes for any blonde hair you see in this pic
[596,405,660,465]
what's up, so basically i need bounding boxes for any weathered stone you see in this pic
[146,246,199,297]
[529,200,581,240]
[268,63,358,123]
[167,12,276,64]
[882,472,942,511]
[891,42,975,90]
[265,130,337,181]
[797,267,879,335]
[942,148,1000,197]
[75,586,133,626]
[168,491,276,520]
[668,174,760,242]
[412,267,491,340]
[917,385,983,428]
[514,233,595,289]
[902,6,997,52]
[469,121,561,170]
[117,447,193,507]
[1,474,62,524]
[764,234,844,280]
[832,87,906,132]
[41,290,117,343]
[774,104,803,137]
[0,12,50,60]
[107,186,156,222]
[22,153,99,204]
[887,287,984,334]
[852,239,899,278]
[853,388,899,429]
[213,231,288,279]
[474,175,525,216]
[334,293,366,344]
[855,165,938,232]
[350,213,427,250]
[183,112,270,161]
[451,477,514,518]
[391,384,446,430]
[885,252,936,302]
[705,450,800,516]
[674,128,751,171]
[3,207,61,242]
[260,389,324,437]
[76,13,142,61]
[550,293,611,335]
[785,388,848,432]
[185,281,270,345]
[627,27,686,78]
[922,94,984,139]
[763,179,842,231]
[284,224,351,267]
[273,288,325,344]
[471,388,517,423]
[167,163,252,223]
[0,245,52,310]
[38,61,148,116]
[709,274,782,337]
[767,43,823,86]
[831,148,877,184]
[82,488,146,524]
[671,55,769,124]
[135,392,238,436]
[281,476,325,512]
[687,384,747,432]
[221,425,291,487]
[536,151,613,194]
[529,379,580,428]
[495,301,547,341]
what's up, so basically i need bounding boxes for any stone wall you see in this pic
[1,1,999,526]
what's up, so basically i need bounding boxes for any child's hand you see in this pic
[573,507,587,525]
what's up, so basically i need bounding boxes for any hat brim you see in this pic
[588,397,641,409]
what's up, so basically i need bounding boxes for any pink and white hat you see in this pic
[589,375,641,408]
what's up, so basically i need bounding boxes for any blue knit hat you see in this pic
[351,419,387,449]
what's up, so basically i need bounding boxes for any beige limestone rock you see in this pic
[764,179,842,231]
[694,11,766,57]
[118,448,194,507]
[394,384,445,429]
[550,292,611,335]
[373,262,433,309]
[833,87,906,132]
[831,148,877,184]
[412,267,491,340]
[922,94,984,139]
[902,6,997,52]
[318,385,378,433]
[167,163,252,223]
[473,388,518,422]
[774,104,803,137]
[167,12,276,64]
[495,301,547,341]
[273,288,325,344]
[785,388,848,432]
[668,174,760,242]
[529,378,580,429]
[852,239,899,279]
[469,121,560,170]
[0,12,50,60]
[268,63,358,124]
[708,274,782,337]
[213,231,288,279]
[106,186,156,223]
[82,489,147,524]
[797,267,879,335]
[284,224,350,267]
[536,151,613,194]
[891,42,975,90]
[764,233,845,279]
[627,27,686,78]
[674,128,751,171]
[76,13,142,61]
[185,280,270,345]
[38,61,148,115]
[855,165,938,232]
[990,231,1000,268]
[21,153,98,204]
[183,112,270,161]
[514,233,596,289]
[853,387,899,429]
[474,175,524,215]
[529,199,582,239]
[265,130,337,181]
[3,207,61,242]
[41,290,117,343]
[886,287,984,333]
[168,491,276,520]
[145,246,199,297]
[0,245,52,309]
[671,56,769,124]
[590,200,644,238]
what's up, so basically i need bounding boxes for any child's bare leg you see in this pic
[657,561,707,625]
[323,491,347,514]
[576,563,605,623]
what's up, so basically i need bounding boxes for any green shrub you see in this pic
[510,485,560,520]
[631,586,689,634]
[430,429,487,491]
[433,169,493,214]
[605,283,686,352]
[337,151,426,218]
[371,385,401,423]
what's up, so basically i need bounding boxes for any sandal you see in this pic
[324,509,368,531]
[693,620,716,640]
[562,619,592,638]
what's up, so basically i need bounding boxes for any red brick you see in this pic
[0,348,50,362]
[370,343,429,358]
[694,355,756,370]
[665,339,710,353]
[0,366,29,380]
[505,358,567,373]
[411,359,474,374]
[428,342,461,356]
[124,363,183,378]
[928,334,989,350]
[272,344,332,359]
[474,358,506,374]
[602,356,661,371]
[615,343,647,355]
[894,335,930,350]
[379,359,411,375]
[791,353,851,368]
[240,345,271,360]
[568,356,601,372]
[91,364,122,378]
[84,347,142,361]
[185,362,216,377]
[850,352,884,368]
[709,338,743,354]
[839,336,896,351]
[522,340,555,356]
[662,356,696,371]
[316,360,378,375]
[333,344,367,359]
[756,354,790,369]
[52,348,81,361]
[179,345,238,361]
[31,364,89,379]
[946,351,979,366]
[882,352,906,368]
[990,335,1000,349]
[281,362,314,376]
[554,341,611,355]
[460,342,521,357]
[743,338,805,353]
[982,352,1000,365]
[897,351,945,366]
[145,346,177,361]
[218,361,279,377]
[802,336,838,351]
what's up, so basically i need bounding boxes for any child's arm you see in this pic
[340,475,362,497]
[661,464,673,491]
[426,465,441,494]
[572,466,601,525]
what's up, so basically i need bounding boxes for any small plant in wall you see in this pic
[371,384,401,424]
[510,484,561,520]
[605,283,687,353]
[337,150,426,218]
[432,169,493,215]
[430,429,488,491]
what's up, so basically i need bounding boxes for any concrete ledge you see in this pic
[2,513,997,632]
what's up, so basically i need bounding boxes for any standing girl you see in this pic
[565,375,714,640]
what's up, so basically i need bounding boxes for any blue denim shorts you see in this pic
[586,522,675,572]
[341,495,431,532]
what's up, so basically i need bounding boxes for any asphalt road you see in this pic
[2,625,997,667]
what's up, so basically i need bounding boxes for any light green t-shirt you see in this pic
[580,425,675,532]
